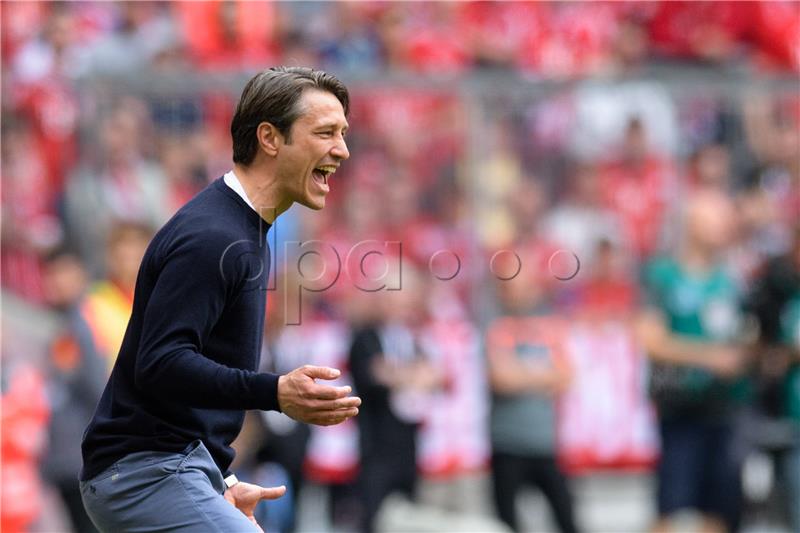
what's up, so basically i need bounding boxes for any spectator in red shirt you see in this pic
[457,1,546,70]
[577,239,638,320]
[517,2,621,78]
[2,1,49,64]
[9,4,81,202]
[597,117,677,261]
[1,115,62,303]
[751,0,800,72]
[378,3,469,75]
[1,345,50,533]
[648,1,755,64]
[175,0,279,72]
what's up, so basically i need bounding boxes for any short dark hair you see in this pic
[231,67,350,166]
[43,244,81,266]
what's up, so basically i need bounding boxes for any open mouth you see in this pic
[312,165,337,189]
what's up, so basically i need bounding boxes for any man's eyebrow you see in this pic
[315,120,349,130]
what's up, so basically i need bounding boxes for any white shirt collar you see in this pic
[223,170,255,212]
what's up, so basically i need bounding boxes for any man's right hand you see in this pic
[277,365,361,426]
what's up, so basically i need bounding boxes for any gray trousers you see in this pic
[80,440,259,532]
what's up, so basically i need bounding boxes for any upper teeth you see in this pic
[316,166,337,176]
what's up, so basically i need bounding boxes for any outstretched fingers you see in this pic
[259,485,287,501]
[312,407,360,426]
[300,365,341,381]
[307,394,361,411]
[309,383,353,401]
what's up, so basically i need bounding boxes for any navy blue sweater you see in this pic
[81,178,279,481]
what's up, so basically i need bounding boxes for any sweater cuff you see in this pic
[253,372,280,411]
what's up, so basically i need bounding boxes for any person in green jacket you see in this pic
[637,190,750,533]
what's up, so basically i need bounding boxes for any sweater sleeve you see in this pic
[134,230,279,411]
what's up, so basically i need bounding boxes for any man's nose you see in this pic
[331,137,350,161]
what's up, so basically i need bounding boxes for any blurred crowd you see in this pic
[2,1,799,532]
[3,1,800,80]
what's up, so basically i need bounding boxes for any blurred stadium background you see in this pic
[1,1,799,532]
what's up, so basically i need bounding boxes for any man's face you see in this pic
[108,232,149,289]
[275,89,350,210]
[43,256,87,309]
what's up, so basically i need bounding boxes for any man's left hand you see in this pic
[224,481,286,532]
[278,365,361,425]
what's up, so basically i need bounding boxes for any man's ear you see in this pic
[257,122,282,157]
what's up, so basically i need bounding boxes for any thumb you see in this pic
[301,366,341,380]
[260,485,287,501]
